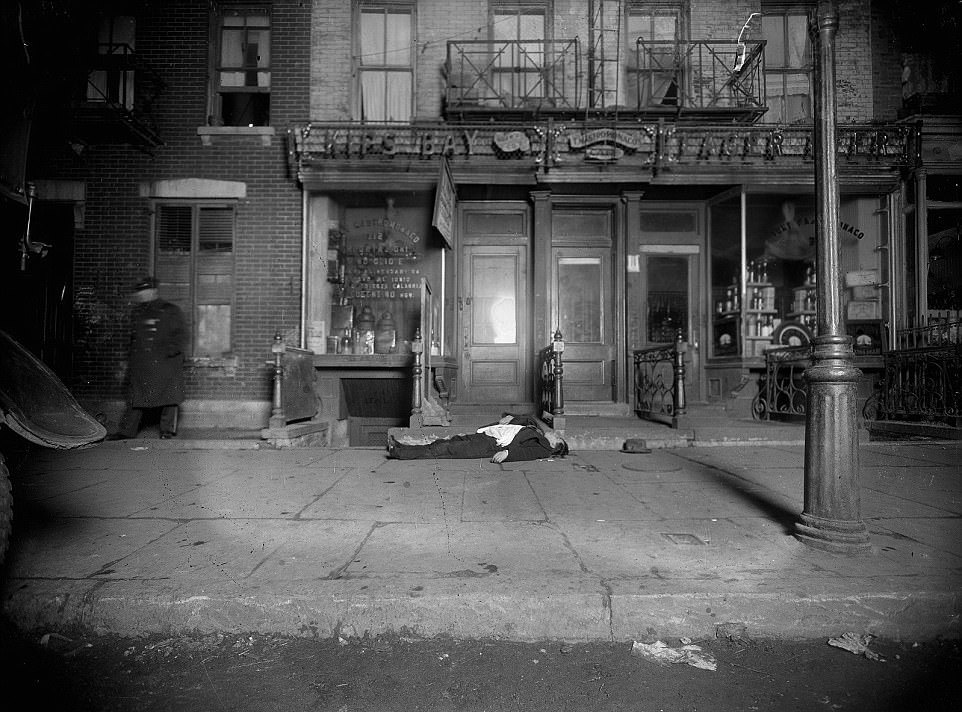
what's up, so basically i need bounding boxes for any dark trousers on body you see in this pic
[389,433,500,460]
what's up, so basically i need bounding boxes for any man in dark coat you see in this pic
[387,414,568,462]
[111,276,187,439]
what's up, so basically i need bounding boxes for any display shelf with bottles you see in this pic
[712,258,822,358]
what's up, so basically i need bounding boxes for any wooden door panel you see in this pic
[552,248,613,401]
[460,245,529,403]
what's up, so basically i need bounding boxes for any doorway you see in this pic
[457,203,532,406]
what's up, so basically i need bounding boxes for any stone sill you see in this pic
[188,355,239,375]
[197,126,275,147]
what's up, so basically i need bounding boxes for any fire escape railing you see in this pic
[631,39,766,115]
[78,42,165,147]
[445,39,580,113]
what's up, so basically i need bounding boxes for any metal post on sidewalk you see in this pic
[796,0,871,554]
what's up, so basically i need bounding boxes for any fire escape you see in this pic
[70,41,165,151]
[587,0,623,118]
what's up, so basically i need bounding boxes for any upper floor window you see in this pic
[491,3,548,105]
[211,7,271,127]
[762,4,813,123]
[154,203,235,358]
[625,3,684,108]
[87,15,136,109]
[357,4,414,122]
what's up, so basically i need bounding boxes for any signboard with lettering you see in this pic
[432,157,455,249]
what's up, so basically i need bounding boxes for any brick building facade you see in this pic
[4,1,959,439]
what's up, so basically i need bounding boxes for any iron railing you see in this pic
[76,42,165,147]
[631,39,766,115]
[633,330,687,428]
[537,330,566,430]
[445,39,580,113]
[871,316,962,423]
[752,345,812,420]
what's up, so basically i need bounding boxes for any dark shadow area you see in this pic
[673,450,800,535]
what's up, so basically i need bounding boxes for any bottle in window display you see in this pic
[375,311,396,354]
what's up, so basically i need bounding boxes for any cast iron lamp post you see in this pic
[795,0,871,554]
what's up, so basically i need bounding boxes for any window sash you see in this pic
[357,4,414,121]
[213,10,271,125]
[762,7,813,123]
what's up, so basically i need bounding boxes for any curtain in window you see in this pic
[626,11,679,108]
[360,8,412,121]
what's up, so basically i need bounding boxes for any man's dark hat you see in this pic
[132,275,157,291]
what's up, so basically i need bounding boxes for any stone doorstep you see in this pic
[261,419,330,447]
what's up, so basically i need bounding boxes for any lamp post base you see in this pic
[795,513,871,554]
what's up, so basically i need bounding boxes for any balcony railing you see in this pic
[444,38,767,122]
[631,39,766,118]
[445,39,580,115]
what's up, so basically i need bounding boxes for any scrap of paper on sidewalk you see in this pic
[631,640,718,671]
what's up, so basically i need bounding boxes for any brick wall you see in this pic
[31,0,310,405]
[871,0,904,121]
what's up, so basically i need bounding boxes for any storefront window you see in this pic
[709,191,884,359]
[925,174,962,312]
[320,194,445,356]
[709,195,742,357]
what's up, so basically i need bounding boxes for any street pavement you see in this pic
[1,434,960,643]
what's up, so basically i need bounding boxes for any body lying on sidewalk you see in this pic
[387,414,568,462]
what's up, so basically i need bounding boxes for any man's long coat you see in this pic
[128,299,187,408]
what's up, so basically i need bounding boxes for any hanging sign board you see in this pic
[432,157,455,249]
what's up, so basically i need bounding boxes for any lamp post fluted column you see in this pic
[795,0,871,554]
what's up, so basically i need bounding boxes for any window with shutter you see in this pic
[154,203,235,357]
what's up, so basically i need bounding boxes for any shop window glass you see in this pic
[926,174,962,312]
[155,203,235,358]
[212,9,271,126]
[762,6,812,123]
[710,193,885,358]
[358,4,413,122]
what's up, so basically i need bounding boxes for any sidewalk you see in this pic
[1,435,959,643]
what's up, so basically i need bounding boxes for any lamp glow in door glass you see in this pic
[472,254,517,344]
[558,257,602,343]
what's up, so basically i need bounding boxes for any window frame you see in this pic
[354,1,416,123]
[761,3,814,124]
[152,201,237,359]
[489,1,551,105]
[209,5,272,127]
[624,1,687,108]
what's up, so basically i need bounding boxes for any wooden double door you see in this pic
[457,201,617,407]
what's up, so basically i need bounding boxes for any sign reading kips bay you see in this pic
[292,123,911,169]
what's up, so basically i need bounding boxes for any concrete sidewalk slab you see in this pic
[1,440,959,643]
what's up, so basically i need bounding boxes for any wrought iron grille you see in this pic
[752,345,812,420]
[633,333,687,428]
[874,318,962,423]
